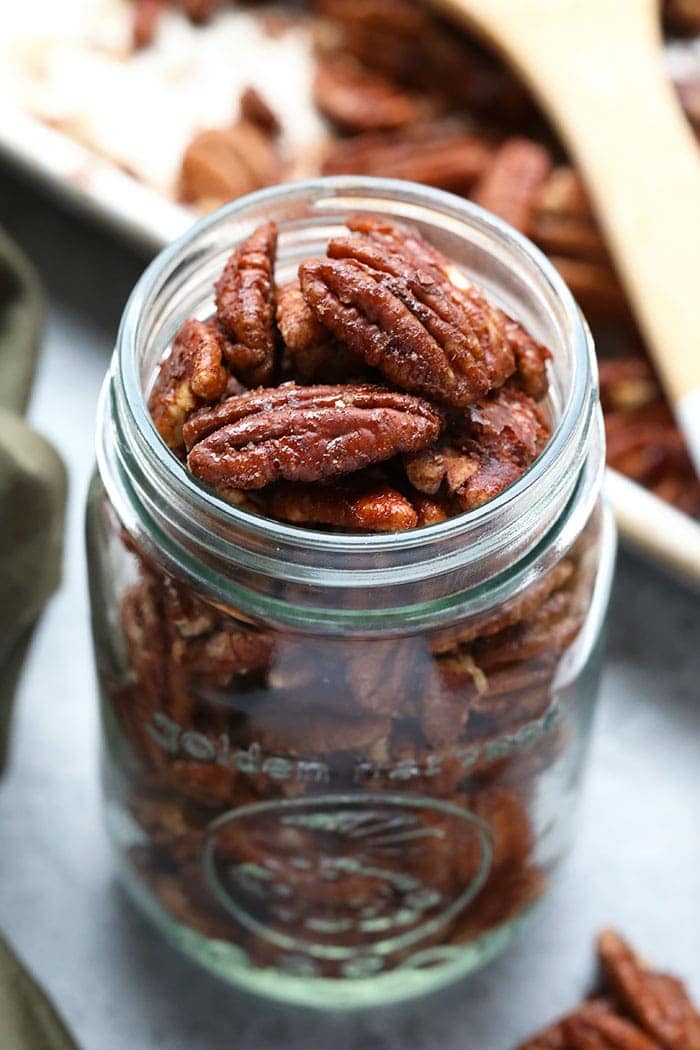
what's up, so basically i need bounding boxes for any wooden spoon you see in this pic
[429,0,700,475]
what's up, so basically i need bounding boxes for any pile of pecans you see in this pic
[145,0,700,516]
[106,216,602,978]
[149,215,553,526]
[519,929,700,1049]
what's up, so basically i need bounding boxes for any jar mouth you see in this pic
[104,177,600,626]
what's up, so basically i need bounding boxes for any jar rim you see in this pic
[102,176,602,628]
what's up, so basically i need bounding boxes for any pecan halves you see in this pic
[299,244,516,409]
[276,280,363,384]
[472,137,553,237]
[598,930,700,1050]
[179,123,283,212]
[239,86,281,136]
[313,53,438,133]
[186,383,443,489]
[321,122,493,195]
[148,318,228,449]
[268,480,418,532]
[519,1000,660,1050]
[405,385,550,510]
[214,222,278,387]
[334,214,547,398]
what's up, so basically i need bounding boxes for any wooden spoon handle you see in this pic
[438,0,700,472]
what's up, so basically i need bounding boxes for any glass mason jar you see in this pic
[87,177,615,1008]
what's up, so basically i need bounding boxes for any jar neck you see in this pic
[99,177,603,633]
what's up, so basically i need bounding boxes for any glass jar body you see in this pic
[87,178,615,1006]
[88,481,613,1007]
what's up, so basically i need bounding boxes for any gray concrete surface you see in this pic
[0,166,698,1050]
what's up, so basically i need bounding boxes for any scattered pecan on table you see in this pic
[519,929,700,1050]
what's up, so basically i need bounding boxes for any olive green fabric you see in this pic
[0,935,78,1050]
[0,230,74,1046]
[0,227,66,774]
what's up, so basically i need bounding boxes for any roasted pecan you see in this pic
[313,0,532,124]
[179,123,283,211]
[174,624,273,686]
[321,122,493,195]
[132,0,165,49]
[412,493,452,526]
[313,52,438,133]
[332,214,548,398]
[181,0,223,23]
[454,864,547,945]
[268,479,418,532]
[186,383,443,489]
[551,256,628,322]
[599,357,660,414]
[519,1000,653,1050]
[301,231,518,407]
[665,0,700,32]
[214,221,278,387]
[405,386,550,510]
[472,137,553,236]
[472,586,581,671]
[562,1010,661,1049]
[430,559,574,654]
[275,280,365,384]
[239,86,281,136]
[504,317,551,400]
[598,929,700,1050]
[258,709,391,757]
[605,401,700,515]
[346,637,422,716]
[148,318,228,450]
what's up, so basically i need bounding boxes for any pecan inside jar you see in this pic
[149,216,553,527]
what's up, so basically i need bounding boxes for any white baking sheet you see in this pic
[1,0,326,249]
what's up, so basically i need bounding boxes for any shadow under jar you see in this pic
[86,177,615,1008]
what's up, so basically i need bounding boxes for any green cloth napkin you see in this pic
[0,935,77,1050]
[0,226,66,772]
[0,227,75,1048]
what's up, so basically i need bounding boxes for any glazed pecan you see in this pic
[214,221,278,387]
[313,0,532,124]
[321,122,493,195]
[239,86,281,136]
[405,386,550,510]
[598,930,700,1050]
[276,280,364,384]
[186,383,443,489]
[179,123,283,211]
[519,1000,658,1050]
[268,479,418,532]
[562,1010,661,1050]
[301,228,518,407]
[132,0,165,48]
[505,316,551,400]
[551,256,627,322]
[429,559,574,653]
[333,214,549,398]
[532,168,608,265]
[313,53,437,133]
[346,637,422,716]
[258,709,391,757]
[148,318,228,449]
[665,0,700,32]
[605,401,700,515]
[472,137,553,236]
[599,358,660,414]
[175,625,274,686]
